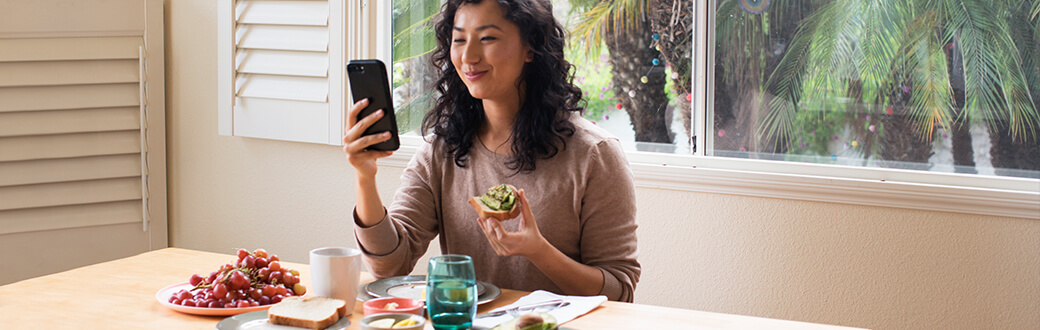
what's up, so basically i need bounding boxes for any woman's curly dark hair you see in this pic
[421,0,584,172]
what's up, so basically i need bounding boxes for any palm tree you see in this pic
[756,0,1040,172]
[714,0,812,154]
[571,0,673,144]
[649,0,693,146]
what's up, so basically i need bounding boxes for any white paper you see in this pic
[472,290,607,329]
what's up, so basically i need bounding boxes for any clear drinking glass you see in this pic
[426,254,477,330]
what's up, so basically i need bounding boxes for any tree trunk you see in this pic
[649,0,693,145]
[949,122,977,173]
[947,41,977,173]
[605,17,671,144]
[879,104,934,168]
[989,122,1040,176]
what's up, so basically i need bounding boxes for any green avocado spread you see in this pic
[479,184,516,211]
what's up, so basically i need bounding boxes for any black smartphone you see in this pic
[347,59,400,151]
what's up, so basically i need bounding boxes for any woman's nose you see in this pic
[461,42,480,64]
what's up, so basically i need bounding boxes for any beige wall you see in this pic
[165,0,1040,329]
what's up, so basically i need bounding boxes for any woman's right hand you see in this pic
[343,98,395,178]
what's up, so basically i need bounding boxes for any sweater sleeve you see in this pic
[580,138,641,302]
[353,142,441,279]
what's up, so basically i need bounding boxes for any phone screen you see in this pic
[347,59,400,151]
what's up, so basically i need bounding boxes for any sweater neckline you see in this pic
[475,136,511,158]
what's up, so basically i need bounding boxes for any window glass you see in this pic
[390,0,441,135]
[391,0,1040,179]
[714,0,1039,178]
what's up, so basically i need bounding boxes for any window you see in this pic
[386,0,1039,218]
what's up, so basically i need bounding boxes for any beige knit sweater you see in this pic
[354,115,640,302]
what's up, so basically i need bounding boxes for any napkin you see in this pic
[472,290,607,329]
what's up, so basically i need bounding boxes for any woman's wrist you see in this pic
[524,235,555,264]
[355,170,377,184]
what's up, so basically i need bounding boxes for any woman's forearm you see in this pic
[354,174,386,227]
[526,240,605,297]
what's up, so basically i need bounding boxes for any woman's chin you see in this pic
[466,89,488,100]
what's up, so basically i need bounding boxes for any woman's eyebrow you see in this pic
[453,24,504,32]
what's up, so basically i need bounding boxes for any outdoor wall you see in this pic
[165,0,1040,329]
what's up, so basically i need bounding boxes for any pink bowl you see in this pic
[363,297,424,316]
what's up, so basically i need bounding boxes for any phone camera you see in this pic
[348,64,365,74]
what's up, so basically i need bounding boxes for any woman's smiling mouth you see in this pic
[464,70,488,81]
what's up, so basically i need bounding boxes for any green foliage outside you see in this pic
[731,0,1040,162]
[566,44,678,123]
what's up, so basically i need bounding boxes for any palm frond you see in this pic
[857,0,906,103]
[569,0,648,58]
[904,12,955,141]
[761,97,799,149]
[943,0,1039,141]
[944,0,1009,124]
[1010,7,1040,105]
[392,14,437,62]
[760,0,866,147]
[759,2,829,147]
[391,0,439,63]
[803,0,861,102]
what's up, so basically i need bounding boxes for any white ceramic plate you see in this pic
[359,275,501,305]
[216,310,350,330]
[156,282,270,316]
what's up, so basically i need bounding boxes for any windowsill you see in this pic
[382,135,1040,219]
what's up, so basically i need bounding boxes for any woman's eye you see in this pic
[480,36,497,41]
[452,38,465,43]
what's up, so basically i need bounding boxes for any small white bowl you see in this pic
[360,312,426,330]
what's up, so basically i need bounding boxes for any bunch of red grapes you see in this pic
[168,248,307,308]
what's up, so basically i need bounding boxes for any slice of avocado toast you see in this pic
[480,184,517,211]
[468,184,522,221]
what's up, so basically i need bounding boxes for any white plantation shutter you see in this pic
[218,0,388,145]
[0,0,166,239]
[220,0,337,144]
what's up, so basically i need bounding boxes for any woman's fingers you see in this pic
[344,131,392,154]
[344,109,385,144]
[477,218,509,256]
[345,99,369,128]
[488,219,508,240]
[517,189,538,232]
[488,219,521,255]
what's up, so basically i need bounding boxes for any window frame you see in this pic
[380,0,1040,219]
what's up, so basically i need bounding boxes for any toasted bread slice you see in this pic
[469,184,521,221]
[268,296,348,330]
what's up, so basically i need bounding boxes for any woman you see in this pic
[343,0,639,302]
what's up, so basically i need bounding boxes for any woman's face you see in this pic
[450,0,531,104]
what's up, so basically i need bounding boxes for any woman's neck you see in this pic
[479,99,519,155]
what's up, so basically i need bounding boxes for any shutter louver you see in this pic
[226,0,334,143]
[0,35,148,234]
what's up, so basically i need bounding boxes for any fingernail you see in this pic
[383,132,391,137]
[361,98,369,104]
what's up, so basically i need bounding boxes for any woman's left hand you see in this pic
[476,189,549,258]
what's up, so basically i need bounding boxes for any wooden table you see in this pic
[0,248,865,329]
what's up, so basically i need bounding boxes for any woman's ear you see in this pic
[525,50,534,62]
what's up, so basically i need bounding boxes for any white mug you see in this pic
[309,247,362,314]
